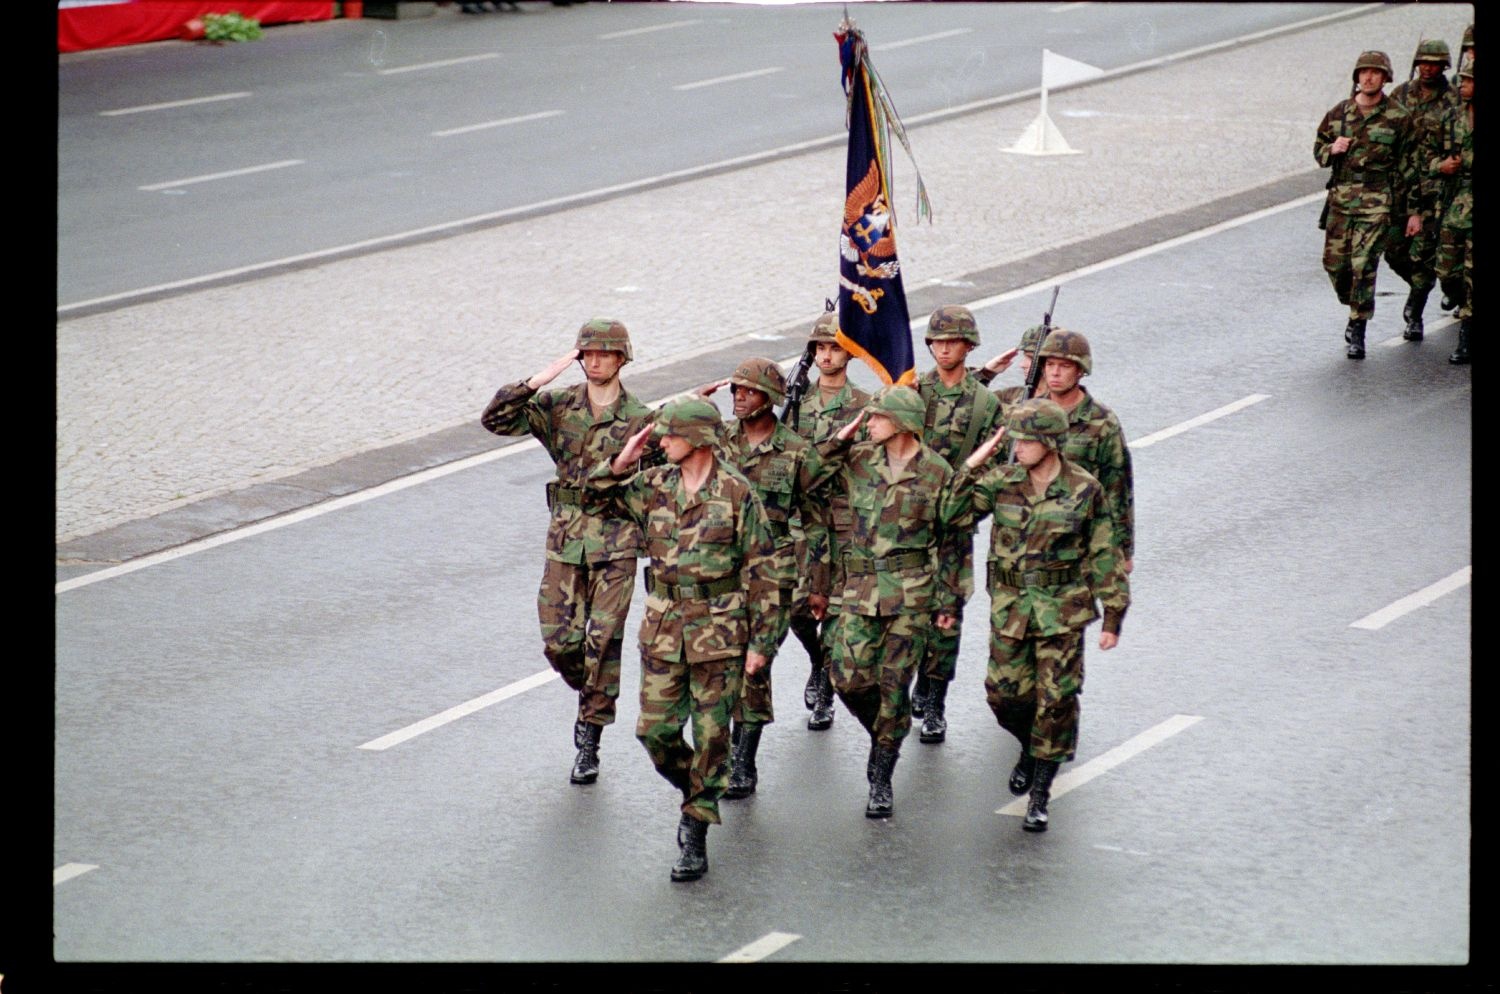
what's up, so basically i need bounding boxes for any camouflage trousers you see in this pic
[732,585,793,726]
[1323,211,1389,319]
[919,604,964,683]
[827,611,929,751]
[1383,214,1440,292]
[636,651,742,825]
[986,630,1085,764]
[1436,222,1473,320]
[536,556,635,726]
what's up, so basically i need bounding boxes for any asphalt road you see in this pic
[52,197,1471,968]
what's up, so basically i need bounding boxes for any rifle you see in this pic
[1318,99,1354,231]
[1024,286,1060,399]
[780,299,834,430]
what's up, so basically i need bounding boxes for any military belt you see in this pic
[1342,170,1388,183]
[649,573,741,601]
[992,563,1081,589]
[844,549,928,573]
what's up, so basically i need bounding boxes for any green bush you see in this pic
[203,12,264,42]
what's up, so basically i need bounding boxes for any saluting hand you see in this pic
[964,425,1007,470]
[694,378,732,399]
[612,424,655,475]
[528,349,581,391]
[984,347,1019,374]
[835,410,866,441]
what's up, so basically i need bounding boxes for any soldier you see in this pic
[694,357,827,797]
[1385,39,1456,342]
[1429,56,1473,364]
[949,398,1130,833]
[1439,24,1474,315]
[975,324,1047,404]
[590,398,780,882]
[810,386,966,818]
[912,306,1004,744]
[480,319,656,786]
[1034,330,1135,575]
[1314,50,1418,359]
[786,312,872,732]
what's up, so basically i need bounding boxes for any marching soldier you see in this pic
[1429,56,1474,364]
[810,386,967,818]
[1314,50,1418,359]
[480,319,656,786]
[786,312,872,731]
[1386,40,1456,342]
[590,398,780,882]
[695,358,827,798]
[912,306,1004,744]
[949,398,1130,833]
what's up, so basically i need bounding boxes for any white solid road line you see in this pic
[996,714,1204,816]
[101,92,251,116]
[718,931,801,963]
[433,110,564,137]
[1350,566,1471,631]
[55,863,99,885]
[358,669,559,751]
[138,159,305,192]
[1131,395,1270,450]
[376,53,500,76]
[673,66,786,91]
[872,28,973,52]
[600,20,701,40]
[1049,2,1092,12]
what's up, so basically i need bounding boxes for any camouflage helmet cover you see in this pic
[1006,398,1070,446]
[574,318,633,363]
[1352,50,1394,83]
[925,305,980,345]
[728,356,787,407]
[808,311,840,343]
[652,397,721,448]
[1037,328,1093,376]
[1462,23,1473,51]
[867,384,927,434]
[1413,38,1452,66]
[1018,324,1047,353]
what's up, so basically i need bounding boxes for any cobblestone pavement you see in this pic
[56,3,1467,556]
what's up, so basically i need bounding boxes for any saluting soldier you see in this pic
[591,398,780,882]
[695,357,828,798]
[975,324,1047,406]
[912,306,1004,745]
[1429,56,1474,363]
[810,386,967,818]
[786,312,872,732]
[948,398,1129,833]
[1314,50,1419,359]
[480,319,656,786]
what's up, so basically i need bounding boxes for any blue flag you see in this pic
[834,23,923,387]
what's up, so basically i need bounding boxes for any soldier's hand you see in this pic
[613,424,655,474]
[694,378,731,399]
[835,410,866,441]
[808,593,829,621]
[985,348,1019,374]
[1123,557,1133,574]
[528,349,581,390]
[935,611,957,631]
[965,425,1006,469]
[1330,136,1352,155]
[1439,155,1460,176]
[1405,214,1423,237]
[1098,632,1119,651]
[746,650,770,675]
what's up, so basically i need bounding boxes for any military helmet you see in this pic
[1006,398,1070,446]
[1037,328,1093,376]
[867,384,926,434]
[1018,324,1047,354]
[652,397,721,448]
[574,318,633,363]
[808,311,840,343]
[1458,55,1474,81]
[728,356,787,407]
[1462,23,1473,52]
[1352,50,1393,83]
[1413,38,1451,67]
[925,305,980,345]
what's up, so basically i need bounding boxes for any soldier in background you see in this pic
[949,398,1129,833]
[480,319,656,786]
[1314,50,1418,359]
[694,358,827,798]
[811,386,967,818]
[591,398,780,881]
[912,306,1003,745]
[976,323,1046,404]
[1430,57,1473,364]
[1385,40,1455,343]
[786,313,872,732]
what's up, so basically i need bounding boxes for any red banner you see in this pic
[59,2,335,53]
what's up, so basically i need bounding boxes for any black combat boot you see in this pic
[671,817,709,881]
[569,722,601,784]
[1402,288,1429,341]
[911,672,931,718]
[1449,318,1471,364]
[865,744,899,818]
[1022,759,1060,832]
[724,722,763,799]
[1008,748,1036,796]
[918,679,949,743]
[807,665,835,730]
[1345,318,1366,359]
[804,663,823,711]
[1440,291,1458,312]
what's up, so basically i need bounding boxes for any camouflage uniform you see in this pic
[1429,56,1473,362]
[588,398,780,831]
[480,319,654,783]
[808,386,966,816]
[1314,51,1417,356]
[947,398,1130,832]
